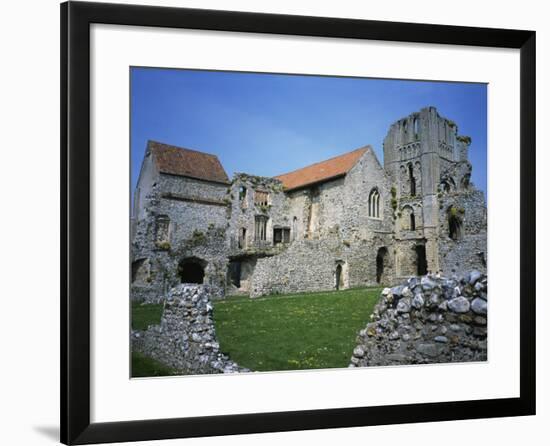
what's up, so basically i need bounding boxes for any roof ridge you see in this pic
[147,140,229,184]
[148,140,220,159]
[274,146,368,179]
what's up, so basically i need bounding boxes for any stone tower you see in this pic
[383,106,474,277]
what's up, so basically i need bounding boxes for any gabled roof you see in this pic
[274,147,368,191]
[148,140,230,184]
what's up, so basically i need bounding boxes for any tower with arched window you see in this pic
[382,106,480,275]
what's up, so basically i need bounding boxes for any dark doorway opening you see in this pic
[376,247,388,284]
[415,245,428,276]
[335,264,343,290]
[178,258,205,284]
[273,227,290,245]
[228,261,241,288]
[448,206,464,241]
[131,259,147,283]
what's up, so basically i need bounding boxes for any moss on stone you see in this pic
[457,135,472,145]
[156,240,171,250]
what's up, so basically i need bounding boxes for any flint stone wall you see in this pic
[350,271,487,367]
[438,190,487,275]
[249,236,344,297]
[132,284,248,374]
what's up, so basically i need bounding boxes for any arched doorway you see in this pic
[376,247,388,284]
[178,257,206,284]
[335,264,343,290]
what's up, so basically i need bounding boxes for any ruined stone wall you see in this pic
[394,239,422,277]
[247,149,400,296]
[438,190,487,275]
[132,284,248,374]
[286,189,309,241]
[133,151,158,222]
[226,173,287,251]
[249,236,345,297]
[350,271,487,367]
[131,107,486,302]
[131,174,231,302]
[308,178,346,239]
[156,174,229,243]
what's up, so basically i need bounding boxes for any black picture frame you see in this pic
[61,1,536,444]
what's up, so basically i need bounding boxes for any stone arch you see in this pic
[368,187,381,218]
[178,257,207,284]
[376,247,389,284]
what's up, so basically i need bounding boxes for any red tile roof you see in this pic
[275,147,368,191]
[148,140,229,184]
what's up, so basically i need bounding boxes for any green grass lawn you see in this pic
[131,302,170,377]
[131,302,163,330]
[132,351,176,377]
[213,287,381,372]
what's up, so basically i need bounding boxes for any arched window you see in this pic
[413,118,419,140]
[292,216,298,240]
[368,188,380,218]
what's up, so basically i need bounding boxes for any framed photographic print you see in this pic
[61,1,536,444]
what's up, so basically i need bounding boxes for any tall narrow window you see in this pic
[254,216,268,241]
[401,206,415,231]
[238,228,247,249]
[368,188,380,218]
[408,163,416,196]
[413,118,419,140]
[292,216,298,241]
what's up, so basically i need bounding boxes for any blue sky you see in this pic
[131,68,487,197]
